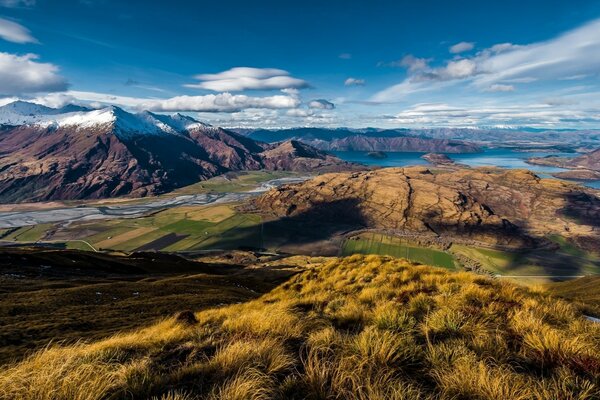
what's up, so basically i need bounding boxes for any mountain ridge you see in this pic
[0,102,353,203]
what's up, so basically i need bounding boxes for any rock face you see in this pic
[252,167,600,250]
[243,128,481,153]
[0,103,352,203]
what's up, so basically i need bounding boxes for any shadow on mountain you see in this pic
[559,191,600,229]
[199,199,367,254]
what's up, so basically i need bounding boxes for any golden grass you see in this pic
[1,254,599,399]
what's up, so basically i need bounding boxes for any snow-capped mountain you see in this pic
[0,101,212,139]
[0,101,349,203]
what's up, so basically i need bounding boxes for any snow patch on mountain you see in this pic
[0,101,210,138]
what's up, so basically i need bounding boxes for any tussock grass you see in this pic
[1,254,599,399]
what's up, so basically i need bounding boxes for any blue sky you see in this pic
[1,0,600,128]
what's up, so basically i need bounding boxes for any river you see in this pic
[0,176,309,229]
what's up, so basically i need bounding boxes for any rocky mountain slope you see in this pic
[241,127,481,153]
[0,102,350,203]
[252,167,600,250]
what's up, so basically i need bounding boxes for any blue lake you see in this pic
[332,148,600,189]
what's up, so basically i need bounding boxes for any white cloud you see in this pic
[344,77,365,86]
[339,53,352,59]
[286,108,314,117]
[373,18,600,102]
[185,67,309,91]
[0,17,37,43]
[386,102,600,128]
[0,52,68,96]
[449,41,474,54]
[399,55,430,71]
[0,0,35,7]
[485,84,515,92]
[308,99,335,109]
[62,90,301,112]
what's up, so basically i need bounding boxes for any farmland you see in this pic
[342,232,457,269]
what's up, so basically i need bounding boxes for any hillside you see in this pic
[547,276,600,317]
[1,255,598,399]
[527,148,600,181]
[252,166,600,252]
[0,102,351,203]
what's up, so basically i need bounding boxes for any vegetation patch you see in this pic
[343,233,456,269]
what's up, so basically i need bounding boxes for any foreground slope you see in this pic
[0,102,349,202]
[1,255,598,399]
[547,276,600,317]
[0,247,297,364]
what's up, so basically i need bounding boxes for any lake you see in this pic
[332,148,600,189]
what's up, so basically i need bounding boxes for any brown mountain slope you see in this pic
[252,167,600,250]
[0,120,351,203]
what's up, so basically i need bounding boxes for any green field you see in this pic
[16,204,263,253]
[450,236,600,280]
[342,233,456,270]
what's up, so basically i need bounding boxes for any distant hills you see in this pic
[0,102,351,203]
[236,126,600,152]
[237,127,481,153]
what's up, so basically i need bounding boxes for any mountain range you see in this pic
[237,127,482,153]
[0,101,350,203]
[237,126,600,151]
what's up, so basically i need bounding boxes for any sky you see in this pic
[1,0,600,129]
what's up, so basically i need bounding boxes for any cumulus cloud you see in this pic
[308,99,335,109]
[344,77,365,86]
[373,18,600,102]
[63,90,301,113]
[0,52,68,96]
[185,67,309,92]
[0,17,37,43]
[449,41,474,54]
[0,0,35,7]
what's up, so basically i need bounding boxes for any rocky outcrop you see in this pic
[421,153,455,165]
[252,167,600,250]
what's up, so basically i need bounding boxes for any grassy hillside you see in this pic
[0,248,297,365]
[1,255,598,399]
[546,276,600,317]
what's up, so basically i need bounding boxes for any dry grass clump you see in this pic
[1,254,599,399]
